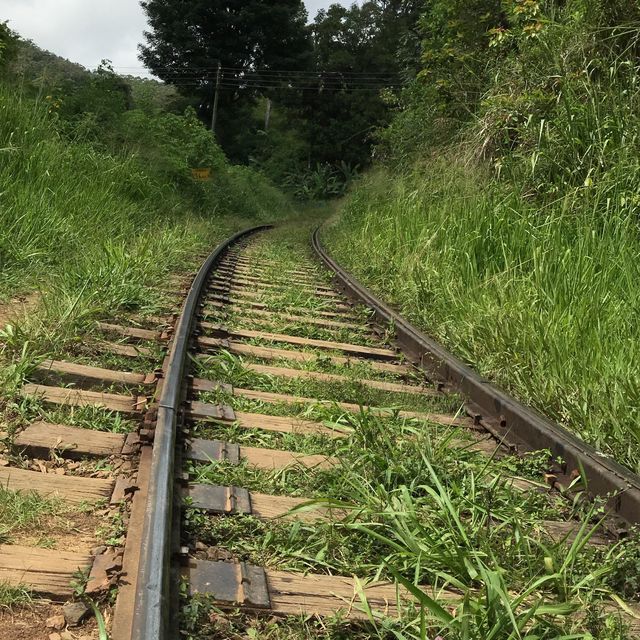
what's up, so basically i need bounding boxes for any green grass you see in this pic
[0,583,33,609]
[325,164,640,474]
[0,485,62,543]
[0,83,295,401]
[182,226,640,640]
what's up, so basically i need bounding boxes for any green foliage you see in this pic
[0,22,18,71]
[328,160,640,472]
[283,162,359,200]
[328,2,640,476]
[140,0,311,159]
[0,30,292,372]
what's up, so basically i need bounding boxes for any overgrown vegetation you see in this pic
[0,24,291,362]
[326,1,640,472]
[139,1,421,197]
[184,227,640,640]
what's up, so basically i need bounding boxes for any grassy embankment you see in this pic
[326,10,640,474]
[0,38,294,611]
[0,83,292,386]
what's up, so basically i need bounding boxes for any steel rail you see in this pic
[130,224,271,640]
[312,226,640,523]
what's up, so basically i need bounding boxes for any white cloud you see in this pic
[2,1,352,76]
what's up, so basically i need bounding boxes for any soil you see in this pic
[0,602,106,640]
[0,294,40,330]
[11,512,102,554]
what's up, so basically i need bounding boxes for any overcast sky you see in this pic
[2,1,353,76]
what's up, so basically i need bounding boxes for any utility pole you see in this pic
[211,62,222,134]
[264,98,272,132]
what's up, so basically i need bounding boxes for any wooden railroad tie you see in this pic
[189,379,464,427]
[196,338,413,376]
[198,323,397,360]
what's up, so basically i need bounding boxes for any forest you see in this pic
[1,2,640,639]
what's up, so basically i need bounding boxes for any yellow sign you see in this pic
[191,168,212,181]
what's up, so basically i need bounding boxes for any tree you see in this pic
[139,0,311,159]
[301,1,421,169]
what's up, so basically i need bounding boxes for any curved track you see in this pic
[115,222,640,640]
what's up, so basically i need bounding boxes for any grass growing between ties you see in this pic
[195,352,457,414]
[185,228,640,639]
[185,408,640,639]
[0,486,62,543]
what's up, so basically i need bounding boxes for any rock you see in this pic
[54,467,66,475]
[63,600,90,626]
[91,545,107,557]
[48,633,62,640]
[45,615,65,630]
[60,633,74,640]
[195,541,207,551]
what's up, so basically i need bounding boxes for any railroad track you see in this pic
[8,223,640,638]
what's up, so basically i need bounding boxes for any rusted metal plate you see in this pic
[184,484,252,514]
[187,401,236,421]
[187,560,271,609]
[186,439,240,464]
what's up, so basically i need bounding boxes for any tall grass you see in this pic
[327,162,640,472]
[0,85,291,357]
[327,24,640,474]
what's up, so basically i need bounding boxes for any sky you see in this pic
[2,1,353,76]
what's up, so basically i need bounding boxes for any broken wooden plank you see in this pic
[22,383,146,414]
[0,466,113,503]
[14,421,126,459]
[0,545,92,599]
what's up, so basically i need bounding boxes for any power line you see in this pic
[115,65,400,80]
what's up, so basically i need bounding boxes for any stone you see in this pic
[91,545,107,556]
[62,600,90,626]
[45,615,65,630]
[48,634,62,640]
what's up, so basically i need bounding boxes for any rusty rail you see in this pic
[130,224,271,640]
[312,226,640,523]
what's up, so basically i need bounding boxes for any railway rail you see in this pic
[7,222,640,638]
